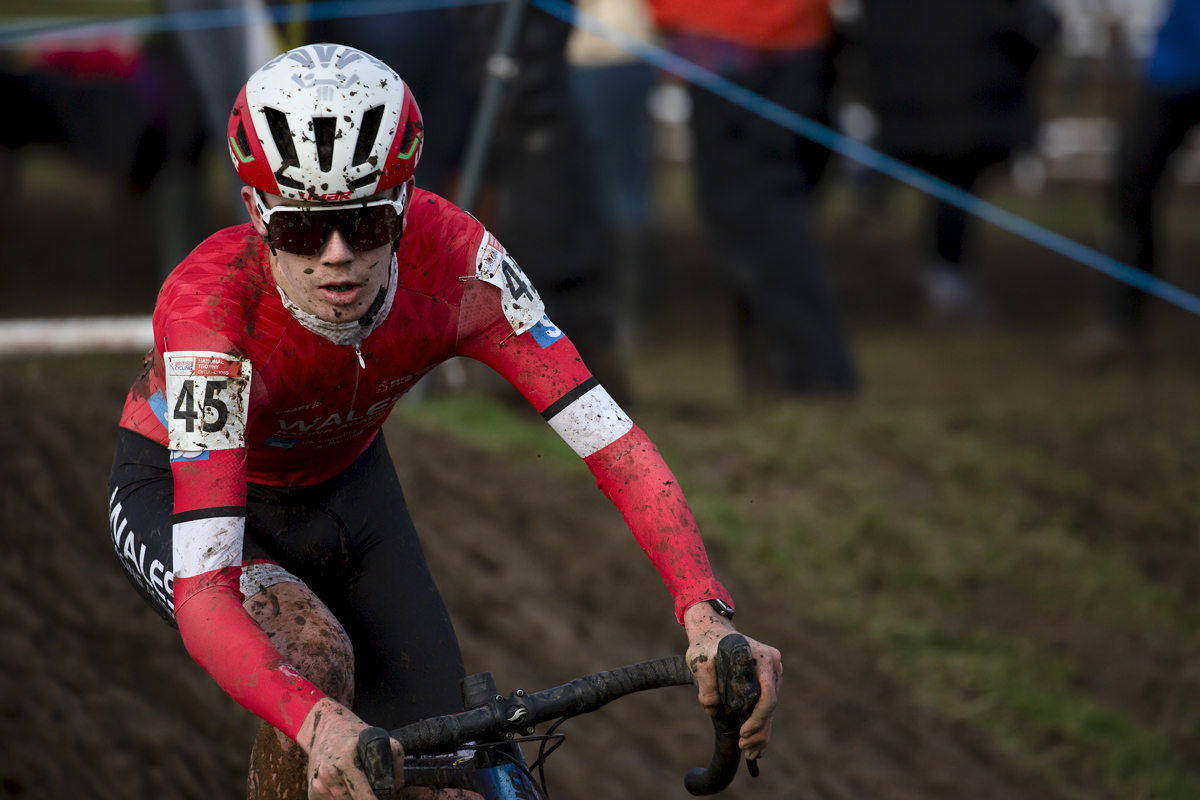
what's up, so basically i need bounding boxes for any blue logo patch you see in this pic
[529,315,564,349]
[169,449,210,463]
[149,390,169,430]
[264,437,298,449]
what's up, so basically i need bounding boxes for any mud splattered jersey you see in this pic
[118,190,732,740]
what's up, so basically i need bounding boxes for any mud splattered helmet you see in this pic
[227,43,424,202]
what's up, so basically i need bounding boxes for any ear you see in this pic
[241,186,269,238]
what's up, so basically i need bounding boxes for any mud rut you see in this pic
[0,362,1062,800]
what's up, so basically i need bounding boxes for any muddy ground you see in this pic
[3,150,1199,799]
[0,358,1063,800]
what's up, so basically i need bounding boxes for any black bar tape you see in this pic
[392,707,495,754]
[402,756,480,792]
[389,657,693,755]
[532,656,694,719]
[539,377,599,421]
[684,634,759,796]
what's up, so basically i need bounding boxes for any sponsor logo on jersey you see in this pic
[529,315,564,349]
[149,389,169,430]
[109,489,174,610]
[264,437,298,449]
[274,392,408,436]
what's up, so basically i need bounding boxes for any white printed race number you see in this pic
[165,351,252,451]
[476,231,544,335]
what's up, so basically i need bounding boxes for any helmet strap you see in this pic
[391,208,407,255]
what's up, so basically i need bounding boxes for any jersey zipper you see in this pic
[349,344,363,416]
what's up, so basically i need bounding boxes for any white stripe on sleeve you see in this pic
[173,516,245,578]
[546,385,633,458]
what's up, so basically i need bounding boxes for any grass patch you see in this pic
[396,331,1200,799]
[395,391,586,477]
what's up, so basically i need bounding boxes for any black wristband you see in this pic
[707,598,735,619]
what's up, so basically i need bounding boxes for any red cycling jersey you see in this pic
[119,189,732,741]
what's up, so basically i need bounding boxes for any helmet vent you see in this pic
[398,120,414,160]
[263,107,299,167]
[235,121,253,161]
[348,171,381,191]
[353,105,385,166]
[314,117,337,172]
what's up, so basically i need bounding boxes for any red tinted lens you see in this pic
[266,205,400,255]
[338,205,401,252]
[265,209,330,255]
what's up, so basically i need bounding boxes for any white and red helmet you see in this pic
[227,43,424,202]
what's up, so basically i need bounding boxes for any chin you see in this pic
[321,308,362,323]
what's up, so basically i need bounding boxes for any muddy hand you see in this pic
[683,602,782,760]
[298,697,404,799]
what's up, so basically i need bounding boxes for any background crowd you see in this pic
[2,0,1199,390]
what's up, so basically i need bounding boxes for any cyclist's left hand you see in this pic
[683,602,782,761]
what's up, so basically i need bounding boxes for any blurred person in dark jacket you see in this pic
[860,0,1057,320]
[567,0,657,353]
[1098,0,1200,355]
[646,0,859,396]
[456,2,630,403]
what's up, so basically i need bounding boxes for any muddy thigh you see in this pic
[244,580,355,800]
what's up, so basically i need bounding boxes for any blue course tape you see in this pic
[0,0,497,44]
[530,0,1200,319]
[4,0,1197,316]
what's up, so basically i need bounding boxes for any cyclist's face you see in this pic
[243,185,405,325]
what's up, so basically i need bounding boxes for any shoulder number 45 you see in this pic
[173,379,229,433]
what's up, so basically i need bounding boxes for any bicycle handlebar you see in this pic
[391,655,693,753]
[358,634,761,797]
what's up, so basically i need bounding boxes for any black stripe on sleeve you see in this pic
[172,506,248,524]
[540,377,600,422]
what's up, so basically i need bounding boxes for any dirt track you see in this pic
[0,357,1063,800]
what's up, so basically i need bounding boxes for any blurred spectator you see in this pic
[646,0,859,396]
[0,34,209,278]
[567,0,657,351]
[1105,0,1200,345]
[859,0,1058,320]
[159,0,279,225]
[305,8,472,197]
[456,2,629,403]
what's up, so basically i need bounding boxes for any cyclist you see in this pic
[109,43,782,799]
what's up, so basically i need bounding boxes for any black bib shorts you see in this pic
[108,428,466,729]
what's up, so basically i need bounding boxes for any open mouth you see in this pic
[318,281,363,306]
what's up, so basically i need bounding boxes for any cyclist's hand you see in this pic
[298,697,404,799]
[683,602,783,761]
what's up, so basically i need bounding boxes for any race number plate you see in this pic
[476,231,544,336]
[165,351,252,451]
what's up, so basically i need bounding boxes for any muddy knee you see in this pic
[244,581,355,706]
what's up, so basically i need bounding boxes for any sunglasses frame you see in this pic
[255,184,408,255]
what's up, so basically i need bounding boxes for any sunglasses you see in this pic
[255,186,407,255]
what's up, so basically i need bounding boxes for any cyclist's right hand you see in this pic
[298,697,403,799]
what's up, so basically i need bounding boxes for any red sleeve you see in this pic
[583,426,732,624]
[174,582,326,740]
[158,316,326,740]
[456,279,733,623]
